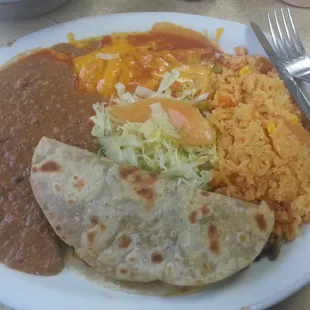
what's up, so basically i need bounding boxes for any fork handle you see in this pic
[277,64,310,121]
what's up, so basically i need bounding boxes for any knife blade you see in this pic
[250,22,279,62]
[250,21,310,121]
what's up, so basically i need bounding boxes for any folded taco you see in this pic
[30,137,274,286]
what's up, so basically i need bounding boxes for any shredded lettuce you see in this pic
[90,69,217,189]
[91,101,216,189]
[113,82,139,105]
[113,72,197,105]
[157,69,180,93]
[90,103,112,137]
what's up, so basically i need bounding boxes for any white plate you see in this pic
[0,12,310,310]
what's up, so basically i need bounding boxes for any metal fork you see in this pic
[268,7,310,83]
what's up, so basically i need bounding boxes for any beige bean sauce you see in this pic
[0,44,102,275]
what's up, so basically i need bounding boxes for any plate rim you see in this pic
[0,11,309,310]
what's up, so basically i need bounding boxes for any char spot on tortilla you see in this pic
[31,167,39,173]
[151,252,163,264]
[238,232,249,244]
[200,191,209,197]
[137,187,154,201]
[203,263,209,270]
[144,173,158,186]
[254,213,267,231]
[120,166,158,208]
[120,165,158,186]
[208,224,220,255]
[41,161,61,172]
[89,216,105,230]
[188,211,197,224]
[87,231,97,244]
[117,235,132,249]
[133,174,142,183]
[55,223,61,232]
[119,165,139,179]
[54,184,62,192]
[90,216,99,226]
[129,257,135,263]
[201,205,209,215]
[47,211,55,220]
[73,177,85,191]
[67,199,75,206]
[120,268,128,274]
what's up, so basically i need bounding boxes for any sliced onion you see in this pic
[96,53,120,60]
[149,102,164,115]
[115,83,126,96]
[195,92,209,102]
[167,109,187,130]
[134,86,155,98]
[157,69,180,93]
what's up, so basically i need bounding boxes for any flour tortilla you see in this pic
[31,137,274,286]
[65,247,205,296]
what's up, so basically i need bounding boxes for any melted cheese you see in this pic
[71,23,217,97]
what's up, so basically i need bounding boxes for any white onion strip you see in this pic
[96,53,120,60]
[195,93,209,102]
[134,86,156,98]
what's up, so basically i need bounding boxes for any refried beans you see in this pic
[0,42,103,275]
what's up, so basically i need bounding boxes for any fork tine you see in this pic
[280,8,297,60]
[268,11,286,59]
[268,13,282,57]
[287,7,306,56]
[274,11,283,44]
[281,8,291,42]
[274,10,288,60]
